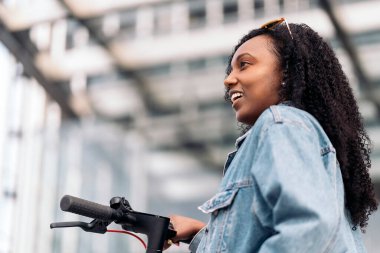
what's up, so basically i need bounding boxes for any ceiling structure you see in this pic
[0,0,380,176]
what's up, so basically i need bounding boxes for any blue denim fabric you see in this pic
[189,104,367,253]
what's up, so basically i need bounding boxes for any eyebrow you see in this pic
[235,53,254,62]
[229,53,255,72]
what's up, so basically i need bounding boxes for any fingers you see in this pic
[163,239,180,251]
[163,239,172,250]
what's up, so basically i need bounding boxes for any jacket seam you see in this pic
[321,157,340,253]
[321,214,341,253]
[216,202,233,253]
[225,179,253,190]
[320,145,336,156]
[270,105,283,123]
[268,105,312,131]
[188,226,207,252]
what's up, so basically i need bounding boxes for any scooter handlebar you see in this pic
[60,195,118,221]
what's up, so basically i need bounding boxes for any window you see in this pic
[119,9,137,39]
[253,0,265,18]
[189,0,207,29]
[279,0,285,12]
[140,64,171,77]
[154,4,172,35]
[189,58,206,72]
[223,0,238,24]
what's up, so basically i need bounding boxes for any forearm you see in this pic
[169,215,206,242]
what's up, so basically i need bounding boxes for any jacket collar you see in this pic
[235,128,252,149]
[233,101,294,149]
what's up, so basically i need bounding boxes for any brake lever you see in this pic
[50,219,111,234]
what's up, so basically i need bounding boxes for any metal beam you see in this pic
[0,22,78,118]
[58,0,158,115]
[62,0,174,19]
[319,0,380,117]
[319,0,370,87]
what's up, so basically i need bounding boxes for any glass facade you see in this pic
[0,0,379,253]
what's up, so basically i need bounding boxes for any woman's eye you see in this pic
[239,61,250,69]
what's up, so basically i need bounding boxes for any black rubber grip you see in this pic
[60,195,116,221]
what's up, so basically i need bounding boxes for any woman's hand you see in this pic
[163,215,206,250]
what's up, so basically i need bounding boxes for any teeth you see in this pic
[231,92,243,102]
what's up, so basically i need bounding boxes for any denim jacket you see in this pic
[189,104,367,253]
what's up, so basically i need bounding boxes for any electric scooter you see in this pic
[50,195,189,253]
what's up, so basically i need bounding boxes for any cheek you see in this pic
[242,69,281,94]
[244,84,279,102]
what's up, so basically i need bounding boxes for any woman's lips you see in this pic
[232,96,243,109]
[228,90,245,110]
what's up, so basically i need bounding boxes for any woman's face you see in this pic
[224,35,282,125]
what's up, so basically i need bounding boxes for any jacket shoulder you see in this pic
[254,104,317,133]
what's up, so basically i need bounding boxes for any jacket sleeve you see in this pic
[252,121,340,253]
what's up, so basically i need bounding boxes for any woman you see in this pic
[166,18,378,252]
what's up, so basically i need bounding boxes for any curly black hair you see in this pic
[225,23,378,230]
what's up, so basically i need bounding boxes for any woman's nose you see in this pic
[224,73,238,89]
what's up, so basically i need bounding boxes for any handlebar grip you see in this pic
[60,195,117,221]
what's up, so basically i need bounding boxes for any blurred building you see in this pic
[0,0,379,252]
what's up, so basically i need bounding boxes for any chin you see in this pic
[236,113,256,126]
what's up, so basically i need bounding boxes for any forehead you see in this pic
[231,35,275,62]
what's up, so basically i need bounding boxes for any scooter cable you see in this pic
[107,229,147,249]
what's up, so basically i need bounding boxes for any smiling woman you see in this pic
[224,35,282,125]
[166,18,378,253]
